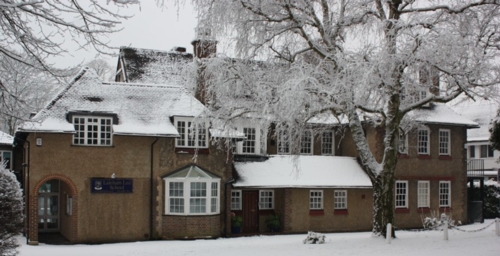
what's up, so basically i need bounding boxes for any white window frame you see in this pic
[174,117,208,148]
[439,181,451,207]
[417,127,430,155]
[438,129,450,156]
[300,130,313,155]
[277,129,290,154]
[233,124,264,155]
[0,150,12,169]
[321,130,335,155]
[417,181,430,208]
[231,190,242,210]
[334,190,347,210]
[259,190,274,210]
[395,180,408,208]
[309,190,323,210]
[398,129,408,154]
[72,116,113,146]
[164,177,220,216]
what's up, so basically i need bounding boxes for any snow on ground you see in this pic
[19,220,499,256]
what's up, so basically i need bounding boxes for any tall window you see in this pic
[164,165,220,215]
[469,145,476,158]
[233,125,264,155]
[439,181,451,207]
[0,150,12,169]
[300,130,313,154]
[231,190,242,210]
[395,181,408,208]
[277,129,290,154]
[73,116,112,146]
[259,190,274,209]
[417,127,430,155]
[309,190,323,210]
[334,190,347,210]
[439,129,450,155]
[480,145,494,158]
[417,181,430,208]
[175,117,208,148]
[243,128,256,153]
[398,129,408,154]
[321,131,334,155]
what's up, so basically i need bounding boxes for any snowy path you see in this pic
[19,220,499,256]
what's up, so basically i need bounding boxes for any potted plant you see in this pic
[231,212,243,234]
[266,214,281,232]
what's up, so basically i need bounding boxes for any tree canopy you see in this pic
[188,0,500,237]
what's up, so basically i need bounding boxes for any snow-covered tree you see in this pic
[187,0,500,237]
[0,165,24,256]
[490,110,500,153]
[0,55,62,135]
[85,58,114,81]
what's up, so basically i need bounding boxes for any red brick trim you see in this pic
[395,208,410,214]
[175,148,209,154]
[309,210,324,216]
[30,174,78,243]
[397,154,410,159]
[417,207,431,213]
[395,176,455,181]
[333,209,348,215]
[438,155,452,160]
[417,154,431,159]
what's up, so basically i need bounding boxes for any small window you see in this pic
[417,127,430,155]
[0,150,12,169]
[439,181,451,207]
[243,128,256,153]
[309,190,323,210]
[259,190,274,210]
[488,145,494,157]
[469,145,476,158]
[480,145,494,158]
[300,130,313,154]
[334,190,347,210]
[439,129,450,155]
[231,190,242,210]
[417,181,430,208]
[395,181,408,208]
[73,116,112,146]
[174,117,208,148]
[321,131,334,155]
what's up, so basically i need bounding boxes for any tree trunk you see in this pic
[372,170,396,238]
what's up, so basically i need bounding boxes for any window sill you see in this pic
[163,213,221,216]
[438,155,452,160]
[395,208,410,214]
[439,207,452,213]
[309,210,324,216]
[71,144,114,148]
[417,207,431,213]
[417,154,431,160]
[175,148,209,154]
[398,154,410,159]
[333,209,348,215]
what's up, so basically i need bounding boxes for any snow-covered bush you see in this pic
[0,165,24,256]
[303,231,325,244]
[484,180,500,218]
[422,212,460,230]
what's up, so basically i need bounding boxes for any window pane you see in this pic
[278,130,290,154]
[321,131,334,155]
[177,121,186,146]
[309,190,323,209]
[439,130,450,155]
[190,198,206,213]
[395,181,407,208]
[418,181,429,208]
[334,190,347,209]
[417,129,429,154]
[300,130,313,154]
[469,145,475,158]
[243,128,256,153]
[439,182,450,207]
[169,182,183,197]
[190,182,206,197]
[170,198,184,213]
[488,145,494,157]
[259,190,273,209]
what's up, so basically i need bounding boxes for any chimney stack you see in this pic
[191,26,217,59]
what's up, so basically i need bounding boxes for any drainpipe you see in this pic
[24,139,30,245]
[150,137,159,240]
[224,178,235,237]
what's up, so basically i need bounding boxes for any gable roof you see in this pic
[0,131,13,146]
[118,46,193,84]
[234,155,372,188]
[19,68,206,137]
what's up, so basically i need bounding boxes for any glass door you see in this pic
[38,180,60,232]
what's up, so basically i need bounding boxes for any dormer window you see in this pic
[233,124,266,155]
[174,117,208,148]
[73,116,112,146]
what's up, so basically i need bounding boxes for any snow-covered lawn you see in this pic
[19,220,499,256]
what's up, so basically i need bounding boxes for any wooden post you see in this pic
[443,220,449,240]
[386,223,392,244]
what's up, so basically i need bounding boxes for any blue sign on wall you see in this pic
[91,178,133,193]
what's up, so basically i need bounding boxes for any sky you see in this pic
[53,1,198,70]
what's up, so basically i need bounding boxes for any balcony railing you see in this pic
[467,159,484,177]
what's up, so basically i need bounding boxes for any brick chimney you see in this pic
[419,66,439,96]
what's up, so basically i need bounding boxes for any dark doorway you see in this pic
[242,191,259,232]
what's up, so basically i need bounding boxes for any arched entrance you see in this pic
[31,175,78,244]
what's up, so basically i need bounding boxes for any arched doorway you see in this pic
[32,176,78,244]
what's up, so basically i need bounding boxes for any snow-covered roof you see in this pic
[409,103,479,128]
[449,98,498,141]
[19,68,206,137]
[0,131,13,145]
[119,46,193,84]
[233,155,372,188]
